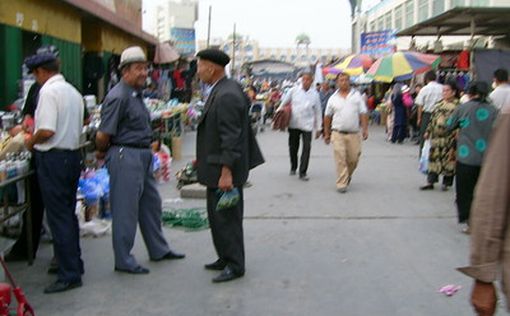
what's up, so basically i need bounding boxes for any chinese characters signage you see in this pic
[170,28,196,55]
[360,30,396,58]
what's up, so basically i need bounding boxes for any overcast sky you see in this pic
[142,0,380,49]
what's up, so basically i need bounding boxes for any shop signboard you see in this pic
[170,27,196,56]
[360,30,396,58]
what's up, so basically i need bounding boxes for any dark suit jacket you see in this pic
[196,77,263,188]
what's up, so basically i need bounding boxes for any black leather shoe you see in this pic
[44,280,82,294]
[212,266,244,283]
[419,184,434,190]
[151,250,185,261]
[204,259,227,271]
[114,266,150,274]
[299,174,309,181]
[3,252,28,262]
[289,170,296,176]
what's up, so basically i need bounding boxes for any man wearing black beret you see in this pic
[195,48,264,283]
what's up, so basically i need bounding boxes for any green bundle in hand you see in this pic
[216,188,240,211]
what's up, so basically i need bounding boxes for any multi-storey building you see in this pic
[197,39,349,68]
[352,0,510,53]
[153,0,198,44]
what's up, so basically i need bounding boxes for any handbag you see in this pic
[419,140,431,174]
[272,102,291,131]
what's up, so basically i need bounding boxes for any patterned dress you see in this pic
[425,99,459,179]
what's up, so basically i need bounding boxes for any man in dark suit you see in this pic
[196,48,263,283]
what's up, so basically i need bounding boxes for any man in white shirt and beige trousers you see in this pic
[323,73,369,193]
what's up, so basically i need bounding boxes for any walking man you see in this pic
[24,49,84,293]
[323,73,369,193]
[489,68,510,111]
[196,48,263,283]
[96,46,184,275]
[415,70,443,149]
[279,72,322,181]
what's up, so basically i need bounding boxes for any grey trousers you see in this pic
[107,146,170,270]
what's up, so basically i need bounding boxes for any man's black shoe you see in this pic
[299,174,309,181]
[212,266,244,283]
[419,184,434,190]
[289,170,296,176]
[114,265,150,274]
[44,280,82,294]
[151,250,185,261]
[204,259,226,271]
[3,252,28,262]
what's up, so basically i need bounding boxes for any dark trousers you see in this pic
[391,125,407,143]
[455,162,481,224]
[206,187,245,274]
[418,112,432,150]
[8,158,44,259]
[427,172,454,186]
[35,150,83,283]
[288,128,312,176]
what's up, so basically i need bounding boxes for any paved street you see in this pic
[7,125,503,315]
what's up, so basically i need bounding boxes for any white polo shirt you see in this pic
[325,89,367,132]
[489,83,510,111]
[415,81,443,113]
[34,74,84,151]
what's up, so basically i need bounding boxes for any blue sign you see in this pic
[360,30,396,58]
[170,28,196,55]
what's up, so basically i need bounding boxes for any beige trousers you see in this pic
[331,131,362,189]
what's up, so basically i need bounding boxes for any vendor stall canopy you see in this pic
[397,7,510,37]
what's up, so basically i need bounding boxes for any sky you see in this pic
[142,0,379,49]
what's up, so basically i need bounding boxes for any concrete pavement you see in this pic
[6,125,503,315]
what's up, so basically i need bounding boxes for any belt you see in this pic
[112,143,151,149]
[332,129,358,134]
[47,148,79,153]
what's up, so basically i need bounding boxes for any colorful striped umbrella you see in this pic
[330,54,373,76]
[367,51,441,83]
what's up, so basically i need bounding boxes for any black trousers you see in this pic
[418,112,432,151]
[8,159,45,259]
[35,150,83,283]
[207,187,245,274]
[427,172,454,186]
[288,128,312,176]
[455,162,481,224]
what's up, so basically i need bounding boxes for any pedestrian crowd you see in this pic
[6,44,510,316]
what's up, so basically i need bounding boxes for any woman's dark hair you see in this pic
[444,79,460,99]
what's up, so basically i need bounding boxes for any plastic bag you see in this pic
[216,188,240,211]
[419,140,431,174]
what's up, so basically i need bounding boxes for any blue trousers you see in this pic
[35,150,83,283]
[106,146,170,270]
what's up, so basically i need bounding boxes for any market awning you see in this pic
[396,7,510,37]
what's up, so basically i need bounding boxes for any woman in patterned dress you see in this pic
[420,80,460,191]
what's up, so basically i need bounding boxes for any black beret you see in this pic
[467,81,489,96]
[196,49,230,67]
[24,52,57,73]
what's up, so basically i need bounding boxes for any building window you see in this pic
[370,21,376,31]
[394,5,403,31]
[418,0,429,22]
[291,55,297,62]
[384,12,392,30]
[280,55,286,61]
[432,0,444,16]
[405,0,414,28]
[377,16,384,30]
[450,0,464,7]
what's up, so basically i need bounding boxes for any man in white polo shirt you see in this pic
[24,49,84,294]
[415,70,443,149]
[323,73,368,193]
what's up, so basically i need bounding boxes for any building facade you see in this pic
[0,0,156,107]
[197,39,349,68]
[351,0,510,53]
[153,0,198,43]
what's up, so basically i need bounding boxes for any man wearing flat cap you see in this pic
[96,46,185,275]
[196,48,264,283]
[24,47,85,293]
